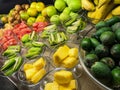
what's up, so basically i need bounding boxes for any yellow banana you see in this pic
[104,12,113,21]
[81,0,95,11]
[114,0,120,4]
[98,0,111,8]
[112,5,120,15]
[91,1,116,24]
[94,0,99,6]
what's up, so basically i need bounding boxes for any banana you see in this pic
[90,1,116,24]
[104,12,113,21]
[114,0,120,4]
[94,0,99,6]
[81,0,95,11]
[112,5,120,15]
[98,0,111,8]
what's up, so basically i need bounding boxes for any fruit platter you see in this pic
[0,0,120,90]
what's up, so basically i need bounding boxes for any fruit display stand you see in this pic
[0,0,120,90]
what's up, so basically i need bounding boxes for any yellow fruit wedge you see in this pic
[54,70,73,84]
[33,57,46,70]
[59,85,72,90]
[53,45,70,65]
[31,68,46,83]
[23,63,33,71]
[44,82,59,90]
[68,48,78,58]
[25,67,38,80]
[69,80,76,90]
[62,56,78,68]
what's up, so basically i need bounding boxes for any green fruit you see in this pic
[115,29,120,43]
[27,17,36,26]
[94,27,112,39]
[59,12,70,22]
[106,16,120,26]
[112,22,120,32]
[81,38,92,52]
[68,0,81,12]
[95,44,109,58]
[84,53,98,68]
[63,7,71,14]
[100,31,115,46]
[54,0,66,12]
[46,6,57,17]
[20,12,29,20]
[111,67,120,86]
[50,15,60,25]
[100,57,115,69]
[111,44,120,59]
[91,62,111,78]
[90,38,100,48]
[95,21,109,30]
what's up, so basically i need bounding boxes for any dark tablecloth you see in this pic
[0,76,18,90]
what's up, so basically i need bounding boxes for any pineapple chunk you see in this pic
[68,48,78,58]
[25,67,38,80]
[54,70,73,84]
[69,80,76,90]
[31,68,46,83]
[44,82,59,90]
[53,45,70,64]
[59,85,72,90]
[23,63,33,71]
[62,56,78,68]
[33,57,46,70]
[53,52,61,66]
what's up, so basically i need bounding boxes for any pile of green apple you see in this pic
[20,2,47,26]
[45,0,82,26]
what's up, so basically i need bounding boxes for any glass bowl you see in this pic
[79,47,113,90]
[17,56,52,90]
[40,68,81,90]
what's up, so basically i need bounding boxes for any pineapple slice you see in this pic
[62,56,78,68]
[31,68,46,83]
[54,70,73,84]
[33,57,46,70]
[44,82,59,90]
[69,80,76,90]
[25,67,38,80]
[53,45,70,64]
[23,63,33,71]
[68,48,78,58]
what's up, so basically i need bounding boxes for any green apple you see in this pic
[27,17,36,26]
[20,12,29,20]
[46,6,57,17]
[63,7,71,14]
[54,0,66,12]
[68,0,81,12]
[27,8,38,17]
[59,12,70,22]
[50,15,60,25]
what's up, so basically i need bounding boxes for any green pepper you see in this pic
[13,56,23,71]
[27,47,42,53]
[4,66,14,76]
[32,41,45,47]
[2,50,17,56]
[21,34,30,43]
[8,45,21,52]
[1,58,16,71]
[25,51,40,59]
